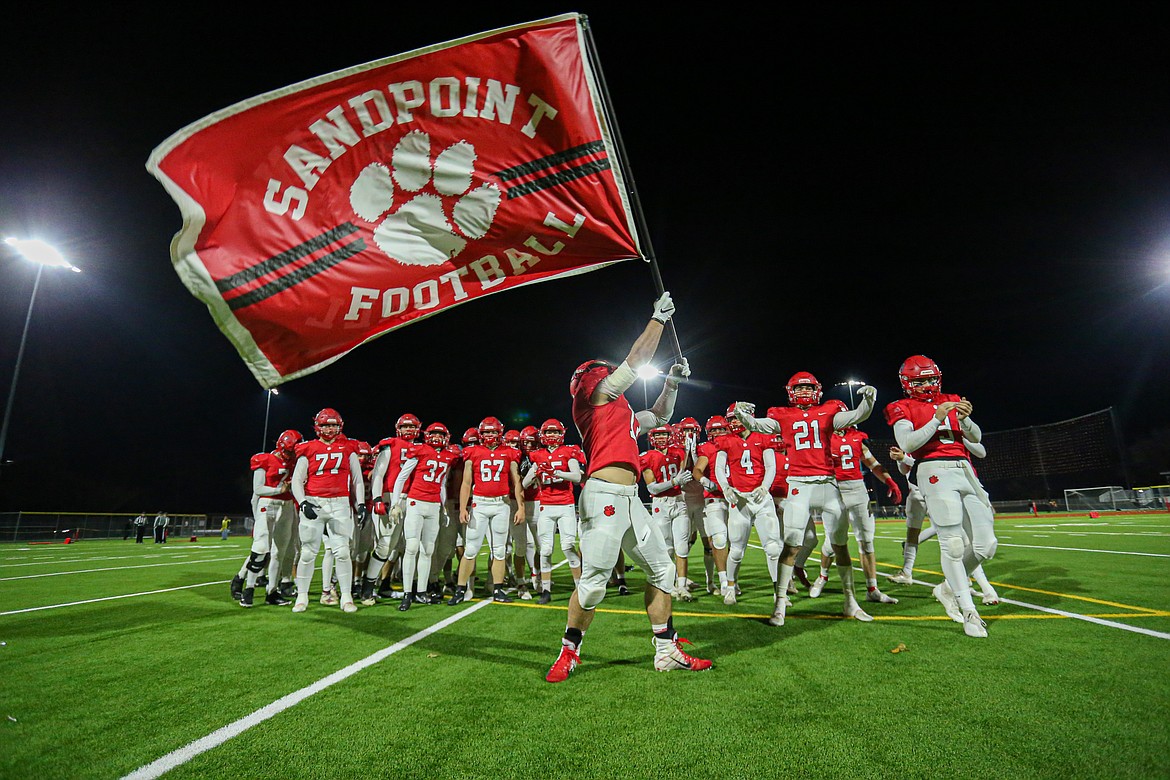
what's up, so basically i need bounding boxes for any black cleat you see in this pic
[265,590,291,606]
[617,583,631,596]
[538,589,552,605]
[256,574,268,590]
[230,575,244,602]
[240,587,254,608]
[398,593,412,612]
[279,581,298,599]
[493,588,513,603]
[447,587,467,606]
[412,591,432,606]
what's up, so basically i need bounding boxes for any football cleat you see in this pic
[980,587,1001,606]
[889,571,915,585]
[545,645,580,683]
[493,588,513,603]
[538,590,552,605]
[291,598,308,613]
[265,590,291,606]
[786,579,798,595]
[653,636,713,672]
[398,594,412,612]
[413,591,432,606]
[933,582,964,623]
[230,575,244,602]
[767,596,787,627]
[672,586,695,603]
[240,587,254,608]
[279,581,297,598]
[447,587,468,606]
[340,599,358,614]
[518,585,533,601]
[722,587,737,606]
[617,584,631,597]
[866,588,899,604]
[320,589,339,606]
[963,609,988,638]
[844,601,875,622]
[793,566,812,589]
[809,576,828,599]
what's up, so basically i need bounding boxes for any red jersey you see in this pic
[519,448,540,502]
[695,440,725,498]
[715,432,773,491]
[571,372,640,476]
[462,444,520,498]
[765,400,848,477]
[295,438,356,498]
[529,445,581,506]
[884,394,969,461]
[442,445,463,502]
[639,446,687,496]
[831,428,869,482]
[376,435,417,494]
[250,451,293,500]
[770,448,789,498]
[401,442,458,503]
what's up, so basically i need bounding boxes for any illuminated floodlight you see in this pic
[636,364,661,381]
[4,237,81,272]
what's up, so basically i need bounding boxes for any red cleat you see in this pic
[545,645,580,683]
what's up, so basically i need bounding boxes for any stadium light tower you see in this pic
[834,378,865,409]
[1,238,81,470]
[637,363,661,408]
[262,387,279,451]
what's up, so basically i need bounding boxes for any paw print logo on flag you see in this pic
[350,130,501,267]
[604,505,616,517]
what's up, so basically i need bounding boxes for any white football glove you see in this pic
[651,292,675,323]
[671,471,694,488]
[734,401,756,418]
[858,384,877,403]
[388,499,407,524]
[750,487,769,504]
[666,357,690,385]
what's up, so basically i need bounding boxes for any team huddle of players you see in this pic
[230,354,998,639]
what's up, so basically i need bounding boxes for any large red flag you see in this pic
[147,13,642,388]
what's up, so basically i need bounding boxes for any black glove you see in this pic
[301,501,319,520]
[355,504,368,528]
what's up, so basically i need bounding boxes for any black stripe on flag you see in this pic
[502,159,613,199]
[493,140,606,182]
[214,222,361,294]
[222,233,366,311]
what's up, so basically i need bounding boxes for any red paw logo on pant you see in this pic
[929,475,940,484]
[410,500,416,505]
[653,506,660,513]
[604,505,616,517]
[790,488,800,496]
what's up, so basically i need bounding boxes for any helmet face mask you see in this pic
[786,373,823,407]
[705,415,729,440]
[899,355,943,400]
[519,426,539,453]
[540,418,565,447]
[570,359,615,396]
[462,427,480,447]
[424,422,449,447]
[396,413,421,441]
[313,408,343,441]
[649,426,671,450]
[479,416,504,447]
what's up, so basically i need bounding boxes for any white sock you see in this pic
[903,543,918,573]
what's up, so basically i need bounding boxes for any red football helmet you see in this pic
[396,413,421,441]
[570,359,615,397]
[705,415,729,440]
[479,416,504,446]
[275,429,302,456]
[504,429,521,448]
[354,440,374,467]
[313,408,343,440]
[540,418,566,447]
[649,425,672,450]
[786,372,823,407]
[519,425,539,452]
[462,427,480,447]
[424,422,449,447]
[899,355,943,400]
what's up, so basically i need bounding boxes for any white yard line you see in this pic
[0,580,231,615]
[0,556,242,582]
[997,542,1170,558]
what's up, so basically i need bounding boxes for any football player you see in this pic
[884,355,996,637]
[545,292,712,683]
[449,416,525,605]
[425,424,461,600]
[712,405,785,624]
[234,428,301,607]
[289,408,366,613]
[808,427,903,605]
[523,418,584,603]
[640,425,694,602]
[389,423,460,610]
[732,372,877,626]
[510,425,541,599]
[675,417,710,594]
[362,413,421,603]
[690,415,732,600]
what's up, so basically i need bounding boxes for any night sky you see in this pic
[2,5,1168,514]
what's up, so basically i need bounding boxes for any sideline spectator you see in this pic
[134,513,148,543]
[154,511,170,543]
[221,516,231,540]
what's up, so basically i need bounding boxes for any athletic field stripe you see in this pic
[0,556,241,582]
[0,580,230,615]
[121,602,495,780]
[998,542,1170,558]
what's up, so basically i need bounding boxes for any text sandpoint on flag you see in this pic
[147,13,641,388]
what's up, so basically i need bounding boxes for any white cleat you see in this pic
[672,587,695,603]
[292,599,308,613]
[866,588,899,604]
[340,599,358,613]
[722,587,737,606]
[932,581,964,623]
[705,579,718,595]
[768,596,787,627]
[320,590,339,606]
[963,609,988,638]
[786,579,798,595]
[980,587,1000,606]
[808,576,828,599]
[844,602,875,622]
[889,571,915,585]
